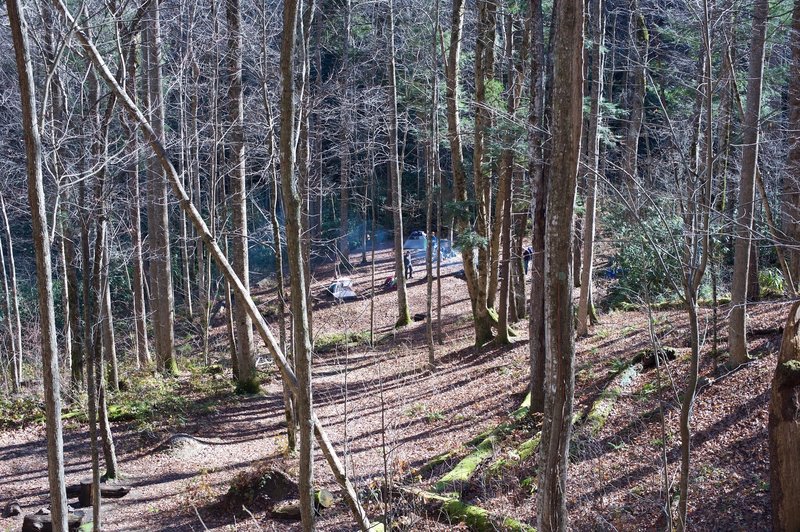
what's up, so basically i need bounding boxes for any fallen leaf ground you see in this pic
[0,244,785,531]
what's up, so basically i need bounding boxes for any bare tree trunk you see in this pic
[620,0,648,200]
[0,208,19,391]
[338,0,352,271]
[536,0,584,527]
[262,72,295,450]
[124,39,151,369]
[728,0,768,366]
[388,0,411,328]
[577,0,605,336]
[281,0,315,527]
[445,0,494,345]
[426,0,441,364]
[527,0,546,414]
[143,0,177,374]
[769,301,800,532]
[785,0,800,286]
[101,235,119,390]
[0,218,17,391]
[511,167,527,322]
[91,218,119,481]
[473,0,497,339]
[7,0,68,526]
[0,197,22,387]
[226,0,256,390]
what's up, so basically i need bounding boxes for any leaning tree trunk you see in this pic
[769,300,800,531]
[7,0,68,526]
[57,3,375,528]
[728,0,768,366]
[537,0,584,528]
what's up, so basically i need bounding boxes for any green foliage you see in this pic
[0,396,44,428]
[108,374,189,426]
[454,230,488,252]
[235,378,261,395]
[759,268,785,297]
[603,204,683,309]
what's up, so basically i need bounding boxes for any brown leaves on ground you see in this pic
[0,247,787,530]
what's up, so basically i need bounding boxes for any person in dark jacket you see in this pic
[404,251,413,279]
[523,246,533,275]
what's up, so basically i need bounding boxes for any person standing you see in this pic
[404,251,414,279]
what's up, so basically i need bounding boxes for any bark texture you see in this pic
[7,0,69,526]
[769,301,800,532]
[536,0,584,527]
[728,0,768,365]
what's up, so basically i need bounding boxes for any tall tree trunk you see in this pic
[536,0,584,528]
[281,0,315,527]
[101,235,119,391]
[473,0,497,339]
[91,218,119,481]
[785,0,800,286]
[144,0,177,374]
[388,0,411,327]
[0,216,18,390]
[445,0,494,345]
[0,197,22,387]
[124,39,151,369]
[496,11,520,344]
[577,0,605,336]
[676,10,714,527]
[338,0,352,270]
[621,0,648,199]
[7,0,68,526]
[728,0,768,366]
[527,0,546,414]
[262,70,295,450]
[226,0,256,390]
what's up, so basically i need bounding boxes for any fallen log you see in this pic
[77,480,130,507]
[397,487,533,532]
[21,511,85,532]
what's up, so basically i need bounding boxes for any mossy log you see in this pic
[585,363,640,436]
[400,487,534,532]
[769,301,800,531]
[433,393,531,492]
[488,433,542,475]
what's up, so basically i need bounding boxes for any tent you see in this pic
[327,278,359,301]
